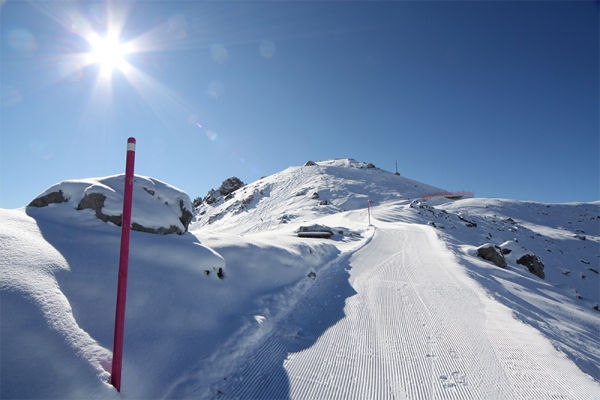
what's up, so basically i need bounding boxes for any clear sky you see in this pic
[1,1,598,209]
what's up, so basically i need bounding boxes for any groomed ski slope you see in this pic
[214,212,600,399]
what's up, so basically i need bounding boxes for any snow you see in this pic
[1,158,599,398]
[28,175,192,233]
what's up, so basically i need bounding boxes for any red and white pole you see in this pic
[111,137,136,392]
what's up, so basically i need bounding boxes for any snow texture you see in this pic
[1,158,599,399]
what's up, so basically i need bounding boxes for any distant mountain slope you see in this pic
[191,158,445,234]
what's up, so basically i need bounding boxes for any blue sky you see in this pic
[1,1,598,208]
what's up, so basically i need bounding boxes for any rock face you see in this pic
[218,177,245,197]
[517,254,545,279]
[28,190,69,207]
[477,244,507,268]
[203,177,245,205]
[77,193,122,226]
[27,175,193,235]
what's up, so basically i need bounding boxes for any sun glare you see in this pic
[88,34,126,73]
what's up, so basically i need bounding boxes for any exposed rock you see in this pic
[366,163,376,169]
[241,195,254,206]
[457,213,477,227]
[192,197,203,208]
[28,190,69,207]
[27,174,192,235]
[178,199,193,230]
[218,177,245,197]
[304,160,316,166]
[131,223,181,235]
[217,267,225,279]
[516,254,545,279]
[477,245,507,268]
[77,193,122,226]
[203,177,245,205]
[319,200,328,206]
[312,192,320,199]
[203,189,219,205]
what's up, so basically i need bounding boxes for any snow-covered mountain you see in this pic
[192,159,445,234]
[1,159,598,399]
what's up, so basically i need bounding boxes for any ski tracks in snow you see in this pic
[218,223,599,399]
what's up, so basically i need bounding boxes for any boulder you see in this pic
[27,175,193,235]
[477,244,507,268]
[516,254,545,279]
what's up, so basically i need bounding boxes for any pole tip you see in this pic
[127,137,136,144]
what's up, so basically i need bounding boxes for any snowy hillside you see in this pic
[191,159,445,234]
[1,159,598,399]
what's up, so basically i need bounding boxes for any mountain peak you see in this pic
[191,159,444,234]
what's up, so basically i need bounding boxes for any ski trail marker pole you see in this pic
[111,137,136,392]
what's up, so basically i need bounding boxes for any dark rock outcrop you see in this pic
[192,197,203,208]
[218,177,245,197]
[77,193,122,226]
[477,245,507,268]
[202,177,245,205]
[28,190,69,207]
[179,199,193,230]
[204,189,219,205]
[517,254,545,279]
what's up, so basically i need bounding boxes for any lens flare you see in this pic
[259,40,276,59]
[7,28,38,53]
[210,44,227,64]
[205,130,217,141]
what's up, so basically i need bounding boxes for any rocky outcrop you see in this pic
[28,190,69,207]
[27,175,193,235]
[203,177,245,205]
[477,244,507,268]
[178,199,193,230]
[77,193,122,226]
[218,177,245,197]
[517,254,545,279]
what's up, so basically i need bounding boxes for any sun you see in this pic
[87,33,127,73]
